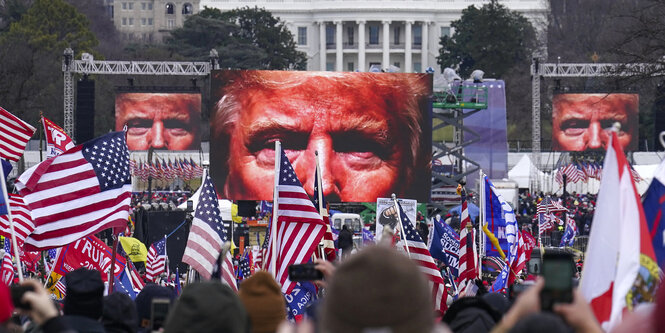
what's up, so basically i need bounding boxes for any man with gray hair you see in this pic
[209,70,432,202]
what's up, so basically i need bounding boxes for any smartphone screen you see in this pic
[151,298,171,331]
[288,263,323,281]
[541,253,574,311]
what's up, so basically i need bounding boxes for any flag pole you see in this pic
[314,151,327,262]
[478,171,484,280]
[270,141,281,277]
[109,235,118,293]
[38,113,44,162]
[392,194,410,258]
[0,163,24,282]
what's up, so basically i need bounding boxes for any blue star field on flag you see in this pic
[196,177,227,243]
[83,133,131,191]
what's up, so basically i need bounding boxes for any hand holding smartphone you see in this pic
[540,252,574,311]
[288,263,323,281]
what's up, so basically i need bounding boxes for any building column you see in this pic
[335,20,343,71]
[421,21,429,70]
[357,20,366,72]
[405,20,413,73]
[382,20,390,69]
[319,21,327,71]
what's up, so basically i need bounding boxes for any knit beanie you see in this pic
[320,246,434,333]
[103,292,139,333]
[64,268,104,319]
[164,281,249,333]
[238,271,286,333]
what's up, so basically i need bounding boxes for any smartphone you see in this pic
[10,285,34,310]
[540,252,574,311]
[288,263,323,281]
[150,298,171,331]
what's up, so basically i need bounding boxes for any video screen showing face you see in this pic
[209,70,433,203]
[551,93,639,152]
[115,92,202,151]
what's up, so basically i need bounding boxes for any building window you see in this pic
[347,26,354,45]
[141,2,146,10]
[108,4,113,18]
[122,17,127,25]
[394,26,401,45]
[347,62,355,71]
[326,25,335,46]
[122,2,127,10]
[167,19,175,28]
[297,27,307,45]
[166,3,175,15]
[326,62,334,71]
[128,2,133,9]
[369,25,379,45]
[182,3,193,15]
[393,62,401,69]
[128,17,134,26]
[148,18,153,25]
[141,18,147,25]
[414,62,422,73]
[413,25,422,46]
[148,3,153,10]
[441,27,451,38]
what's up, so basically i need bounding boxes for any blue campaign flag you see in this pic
[559,215,578,248]
[484,177,514,258]
[362,228,375,245]
[429,216,460,279]
[0,160,10,215]
[285,281,317,321]
[114,270,137,300]
[643,163,665,268]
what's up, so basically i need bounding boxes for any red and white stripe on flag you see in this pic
[0,107,36,162]
[14,132,132,250]
[580,133,660,331]
[457,226,477,291]
[0,253,13,285]
[264,147,326,295]
[0,194,35,248]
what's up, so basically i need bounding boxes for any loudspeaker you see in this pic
[76,78,95,144]
[140,210,189,273]
[237,200,257,217]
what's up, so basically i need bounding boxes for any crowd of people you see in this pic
[2,241,663,333]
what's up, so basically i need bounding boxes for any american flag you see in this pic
[0,107,36,162]
[0,194,35,248]
[0,241,13,285]
[312,165,336,261]
[146,237,167,282]
[15,132,132,251]
[182,174,236,290]
[237,252,252,281]
[457,186,477,294]
[264,146,326,294]
[117,243,145,292]
[395,200,448,313]
[54,277,66,296]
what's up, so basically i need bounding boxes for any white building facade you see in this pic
[202,0,546,72]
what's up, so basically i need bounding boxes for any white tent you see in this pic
[177,169,233,220]
[508,154,543,189]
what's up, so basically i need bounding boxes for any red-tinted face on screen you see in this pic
[115,93,201,151]
[210,71,432,202]
[552,93,638,152]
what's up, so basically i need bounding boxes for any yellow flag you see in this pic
[119,237,148,262]
[231,203,242,224]
[46,272,65,300]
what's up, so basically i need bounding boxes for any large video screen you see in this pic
[209,70,433,203]
[115,92,202,151]
[551,93,639,152]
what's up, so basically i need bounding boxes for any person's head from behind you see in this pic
[134,284,175,331]
[552,93,638,151]
[164,281,249,333]
[210,70,431,202]
[115,93,201,151]
[320,246,434,333]
[64,268,104,320]
[238,271,286,333]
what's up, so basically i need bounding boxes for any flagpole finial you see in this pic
[315,150,318,156]
[391,193,396,200]
[611,122,621,132]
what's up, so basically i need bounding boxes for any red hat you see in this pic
[0,282,14,323]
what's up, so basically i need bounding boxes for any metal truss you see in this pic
[62,48,219,138]
[530,60,660,191]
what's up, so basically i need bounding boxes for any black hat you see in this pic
[64,268,105,319]
[134,284,175,327]
[103,292,139,333]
